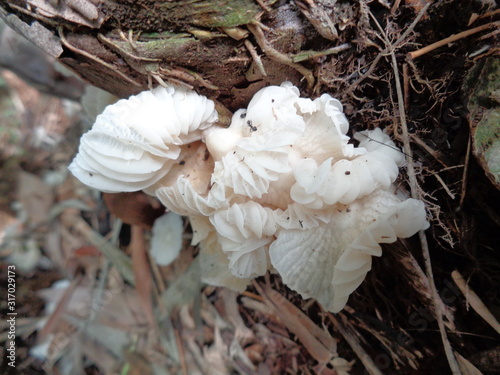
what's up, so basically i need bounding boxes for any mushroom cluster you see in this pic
[69,82,429,312]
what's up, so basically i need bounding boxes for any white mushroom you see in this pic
[150,212,184,266]
[198,230,252,291]
[209,201,278,278]
[69,85,218,192]
[290,128,405,207]
[69,82,430,313]
[270,190,429,312]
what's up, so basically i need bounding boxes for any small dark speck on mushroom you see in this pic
[89,172,93,177]
[346,207,351,212]
[179,160,186,165]
[299,220,303,228]
[240,111,246,118]
[271,99,275,103]
[345,171,351,175]
[247,120,257,132]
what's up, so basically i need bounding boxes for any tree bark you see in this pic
[0,0,358,111]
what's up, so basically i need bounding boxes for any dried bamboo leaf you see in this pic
[257,283,337,363]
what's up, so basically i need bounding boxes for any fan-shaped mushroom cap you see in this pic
[292,94,362,162]
[150,212,183,266]
[69,85,218,192]
[290,128,406,207]
[204,83,310,200]
[210,201,278,278]
[270,189,428,312]
[198,230,251,291]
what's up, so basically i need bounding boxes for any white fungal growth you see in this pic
[150,212,184,266]
[69,82,429,313]
[69,85,218,192]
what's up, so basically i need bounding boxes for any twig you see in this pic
[403,63,410,110]
[248,23,315,89]
[410,134,449,168]
[346,3,430,94]
[392,44,463,375]
[97,33,161,62]
[244,39,267,77]
[429,170,456,200]
[458,135,471,209]
[368,7,462,373]
[345,53,385,94]
[130,225,155,326]
[58,27,143,87]
[408,21,500,59]
[327,313,384,375]
[451,270,500,334]
[173,323,189,375]
[292,43,351,62]
[390,0,402,15]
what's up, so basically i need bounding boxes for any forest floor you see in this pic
[0,1,499,374]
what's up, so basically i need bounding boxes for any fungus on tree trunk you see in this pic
[69,82,429,312]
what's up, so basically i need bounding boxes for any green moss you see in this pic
[155,0,260,28]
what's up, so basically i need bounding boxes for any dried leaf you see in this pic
[455,352,484,375]
[66,215,135,285]
[17,171,54,226]
[27,0,104,28]
[37,276,82,342]
[257,283,337,363]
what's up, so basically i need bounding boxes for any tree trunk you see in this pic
[0,0,362,112]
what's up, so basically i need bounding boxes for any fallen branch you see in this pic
[408,21,499,59]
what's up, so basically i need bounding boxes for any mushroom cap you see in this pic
[209,201,278,278]
[69,85,218,193]
[270,189,428,312]
[290,128,406,207]
[150,212,183,266]
[198,230,251,291]
[292,94,361,162]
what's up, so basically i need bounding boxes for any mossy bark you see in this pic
[1,0,332,110]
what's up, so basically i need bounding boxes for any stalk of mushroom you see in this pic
[69,82,429,313]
